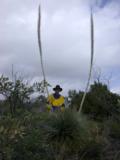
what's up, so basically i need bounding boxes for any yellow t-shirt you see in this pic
[48,94,64,107]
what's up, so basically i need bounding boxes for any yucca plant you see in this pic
[43,110,90,160]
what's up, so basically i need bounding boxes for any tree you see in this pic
[0,75,33,116]
[68,81,120,121]
[68,90,83,110]
[34,80,51,96]
[83,81,120,121]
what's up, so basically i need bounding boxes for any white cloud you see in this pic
[0,0,120,95]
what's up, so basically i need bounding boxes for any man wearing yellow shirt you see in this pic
[47,85,65,112]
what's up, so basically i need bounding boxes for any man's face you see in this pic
[55,90,60,94]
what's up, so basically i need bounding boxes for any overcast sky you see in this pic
[0,0,120,95]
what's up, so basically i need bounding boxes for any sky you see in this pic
[0,0,120,95]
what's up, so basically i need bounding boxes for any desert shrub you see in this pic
[0,115,25,160]
[0,110,106,160]
[12,129,50,160]
[42,110,104,160]
[109,122,120,139]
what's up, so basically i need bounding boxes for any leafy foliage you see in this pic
[0,75,34,115]
[34,80,51,94]
[0,76,120,160]
[68,81,120,121]
[0,110,105,160]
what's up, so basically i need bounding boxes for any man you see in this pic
[47,85,65,112]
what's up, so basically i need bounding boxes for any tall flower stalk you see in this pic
[79,8,94,113]
[37,5,49,96]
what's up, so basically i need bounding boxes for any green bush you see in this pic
[107,121,120,139]
[42,110,104,160]
[12,130,50,160]
[0,110,106,160]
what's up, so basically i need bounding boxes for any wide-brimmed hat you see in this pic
[53,85,62,92]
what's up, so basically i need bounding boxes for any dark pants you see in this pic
[52,106,60,112]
